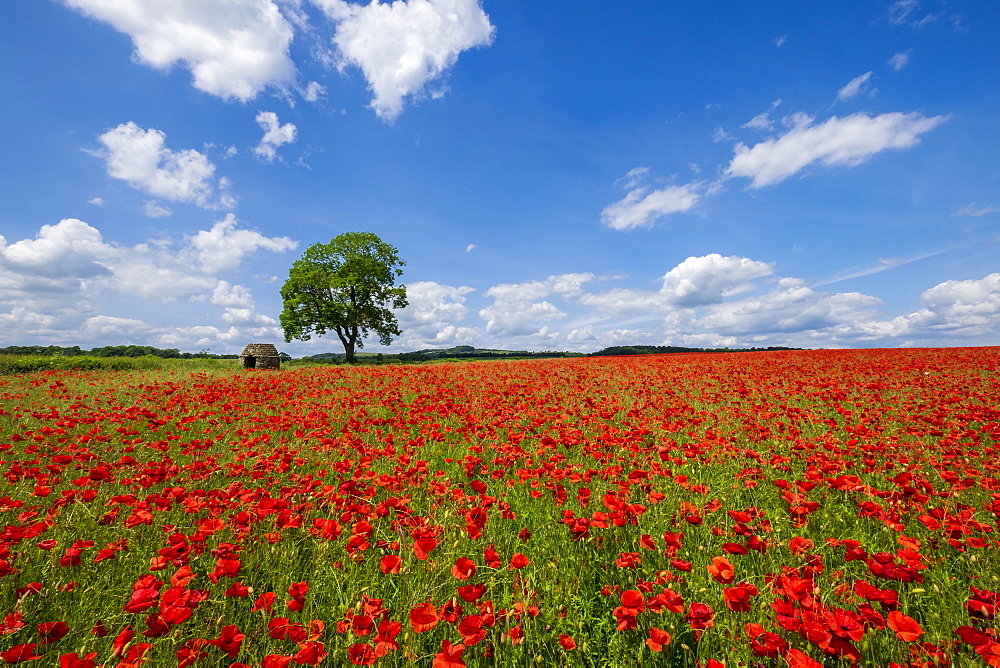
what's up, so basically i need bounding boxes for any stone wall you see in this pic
[240,343,280,369]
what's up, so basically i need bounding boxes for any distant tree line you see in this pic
[0,345,239,359]
[589,345,802,356]
[302,345,587,364]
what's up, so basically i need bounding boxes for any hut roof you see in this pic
[240,343,279,357]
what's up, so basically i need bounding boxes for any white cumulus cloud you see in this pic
[185,213,297,273]
[601,183,701,231]
[725,111,948,188]
[661,254,774,307]
[61,0,297,101]
[0,217,297,350]
[253,111,297,162]
[478,274,595,336]
[695,282,882,337]
[314,0,495,120]
[401,281,474,327]
[94,122,236,209]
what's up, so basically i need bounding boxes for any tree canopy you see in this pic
[279,232,407,362]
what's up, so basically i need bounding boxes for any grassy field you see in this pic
[0,348,998,666]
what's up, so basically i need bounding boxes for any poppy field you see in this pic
[1,347,999,666]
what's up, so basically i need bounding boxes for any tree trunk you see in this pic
[335,328,356,364]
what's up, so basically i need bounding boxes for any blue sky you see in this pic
[1,0,998,355]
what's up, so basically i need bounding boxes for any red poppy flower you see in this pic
[788,536,814,556]
[112,626,135,659]
[414,537,438,560]
[615,552,641,569]
[457,615,487,646]
[176,639,209,667]
[620,589,645,612]
[648,588,684,614]
[379,554,402,574]
[457,583,486,602]
[433,640,466,668]
[956,625,992,647]
[784,648,823,667]
[686,602,715,633]
[124,585,161,613]
[886,611,922,642]
[208,624,245,658]
[614,606,639,631]
[1,644,41,663]
[707,556,735,584]
[117,642,153,668]
[37,621,70,645]
[671,558,692,572]
[723,583,759,612]
[410,602,440,633]
[348,644,376,666]
[723,542,749,555]
[269,617,297,640]
[484,544,501,569]
[559,634,576,650]
[374,619,401,657]
[352,613,375,637]
[509,553,530,569]
[646,627,671,652]
[251,592,276,613]
[58,652,98,668]
[968,587,999,620]
[440,599,463,623]
[225,581,250,597]
[451,557,477,581]
[825,608,865,642]
[292,641,326,666]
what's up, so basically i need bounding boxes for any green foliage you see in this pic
[0,345,239,359]
[0,355,162,375]
[0,355,245,376]
[280,232,407,362]
[299,345,588,365]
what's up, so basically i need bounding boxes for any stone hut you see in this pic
[240,343,280,369]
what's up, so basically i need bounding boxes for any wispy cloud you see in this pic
[887,0,940,27]
[814,245,959,287]
[742,99,782,131]
[836,72,874,101]
[952,202,1000,217]
[889,50,912,71]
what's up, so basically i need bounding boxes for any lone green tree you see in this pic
[279,232,407,363]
